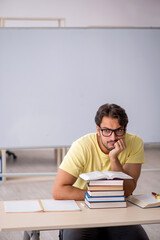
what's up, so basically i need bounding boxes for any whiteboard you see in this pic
[0,28,160,148]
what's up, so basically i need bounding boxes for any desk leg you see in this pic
[56,147,69,169]
[56,148,61,169]
[23,231,40,240]
[1,150,6,182]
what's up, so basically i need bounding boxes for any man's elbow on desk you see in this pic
[52,183,67,200]
[52,186,61,200]
[52,168,86,200]
[52,184,86,200]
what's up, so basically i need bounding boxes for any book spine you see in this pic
[85,193,125,202]
[87,185,123,191]
[88,180,123,186]
[87,190,124,197]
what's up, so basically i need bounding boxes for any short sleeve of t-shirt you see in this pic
[59,139,86,178]
[124,134,145,164]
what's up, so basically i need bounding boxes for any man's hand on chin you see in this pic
[109,138,126,159]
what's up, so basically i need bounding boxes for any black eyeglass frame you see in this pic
[99,126,126,137]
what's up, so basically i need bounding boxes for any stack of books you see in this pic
[79,171,133,209]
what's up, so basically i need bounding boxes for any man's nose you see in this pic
[110,131,117,140]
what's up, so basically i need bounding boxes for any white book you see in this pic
[88,179,123,186]
[87,190,124,197]
[127,194,160,208]
[80,171,133,181]
[4,199,80,213]
[85,199,127,209]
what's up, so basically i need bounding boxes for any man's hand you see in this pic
[109,138,126,159]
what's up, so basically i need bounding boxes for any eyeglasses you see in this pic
[99,127,125,137]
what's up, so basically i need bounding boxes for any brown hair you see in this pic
[95,103,128,128]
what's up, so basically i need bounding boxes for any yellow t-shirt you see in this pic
[59,133,145,190]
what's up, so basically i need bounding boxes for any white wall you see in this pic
[0,0,160,27]
[0,28,160,148]
[0,1,160,146]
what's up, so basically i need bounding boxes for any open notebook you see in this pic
[4,199,80,213]
[127,194,160,208]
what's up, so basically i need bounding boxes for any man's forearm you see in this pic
[110,155,124,172]
[123,179,136,197]
[53,184,86,201]
[109,156,136,197]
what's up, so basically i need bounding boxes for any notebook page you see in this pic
[134,194,160,204]
[4,200,42,213]
[103,171,133,179]
[41,199,80,211]
[80,171,104,180]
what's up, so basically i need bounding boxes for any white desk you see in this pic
[0,147,69,182]
[1,201,160,232]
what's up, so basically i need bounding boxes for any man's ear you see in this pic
[96,126,100,136]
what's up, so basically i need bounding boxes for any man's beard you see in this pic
[100,137,118,151]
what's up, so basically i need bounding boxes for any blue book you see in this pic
[85,192,125,202]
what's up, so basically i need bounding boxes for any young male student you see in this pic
[52,103,149,240]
